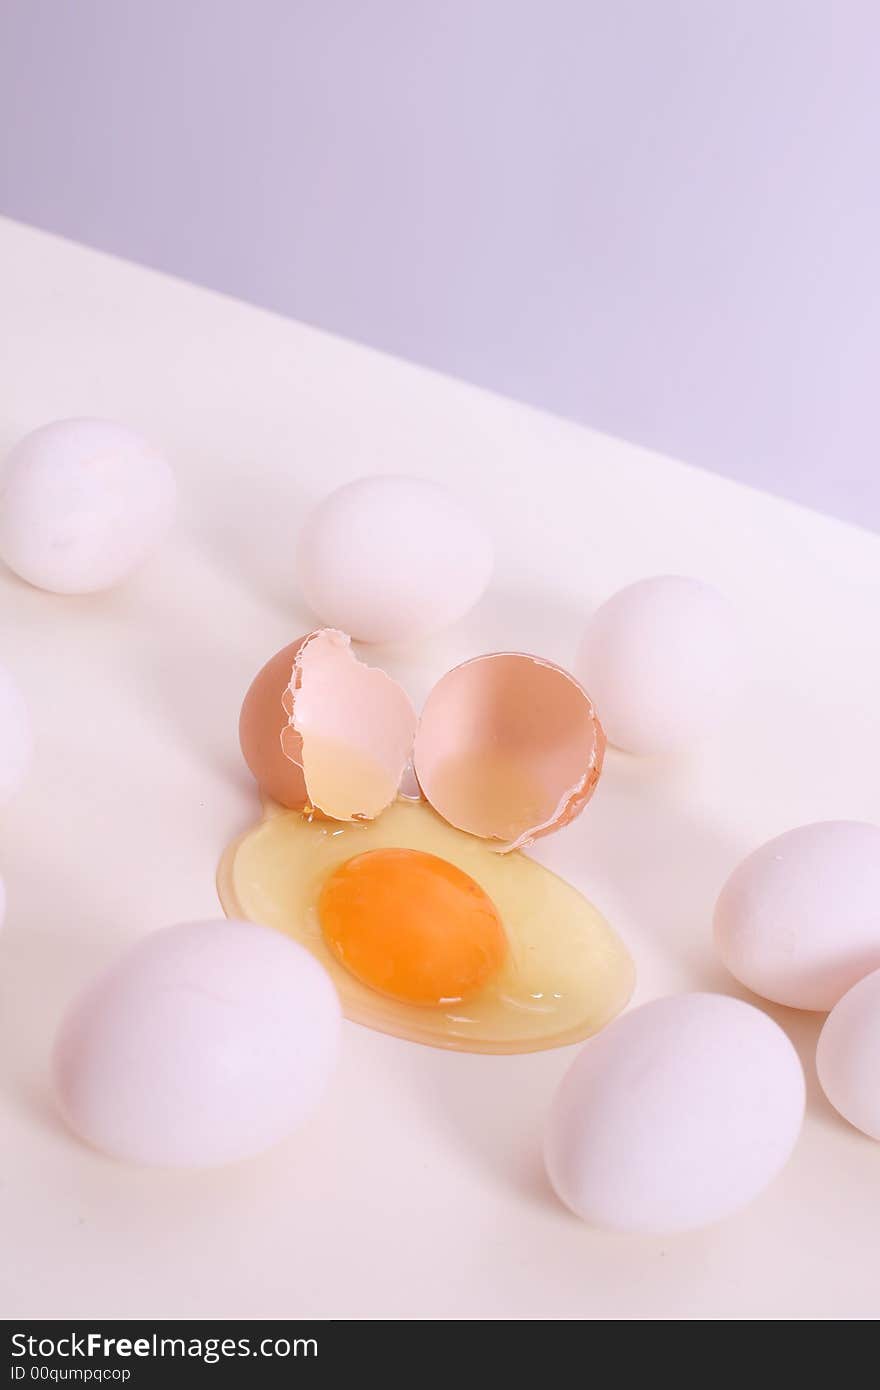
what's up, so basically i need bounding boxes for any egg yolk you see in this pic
[318,848,507,1006]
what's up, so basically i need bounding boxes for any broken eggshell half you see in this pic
[413,653,605,851]
[239,629,418,821]
[240,636,605,849]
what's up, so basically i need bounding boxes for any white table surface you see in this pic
[1,215,879,1322]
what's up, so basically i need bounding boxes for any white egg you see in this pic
[0,663,31,803]
[544,994,804,1234]
[714,822,880,1011]
[296,476,493,643]
[816,968,880,1139]
[575,576,744,754]
[53,919,341,1167]
[0,419,176,593]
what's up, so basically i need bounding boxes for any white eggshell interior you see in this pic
[414,652,604,850]
[283,628,418,821]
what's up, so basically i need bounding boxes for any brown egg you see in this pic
[413,652,605,851]
[239,629,418,819]
[239,637,309,808]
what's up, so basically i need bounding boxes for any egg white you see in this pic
[218,798,634,1054]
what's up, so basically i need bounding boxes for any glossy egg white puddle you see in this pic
[218,798,634,1055]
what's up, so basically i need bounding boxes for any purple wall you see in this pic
[1,1,878,527]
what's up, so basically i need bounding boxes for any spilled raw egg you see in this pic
[227,630,632,1054]
[219,799,632,1054]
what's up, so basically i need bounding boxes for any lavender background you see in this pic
[1,1,878,528]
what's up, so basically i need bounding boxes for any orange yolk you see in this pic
[318,848,507,1006]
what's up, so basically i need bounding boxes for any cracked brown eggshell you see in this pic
[239,629,418,819]
[413,652,605,852]
[239,636,310,809]
[241,637,605,849]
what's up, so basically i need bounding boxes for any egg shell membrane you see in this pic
[238,631,418,817]
[217,797,635,1055]
[413,652,605,852]
[281,629,418,822]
